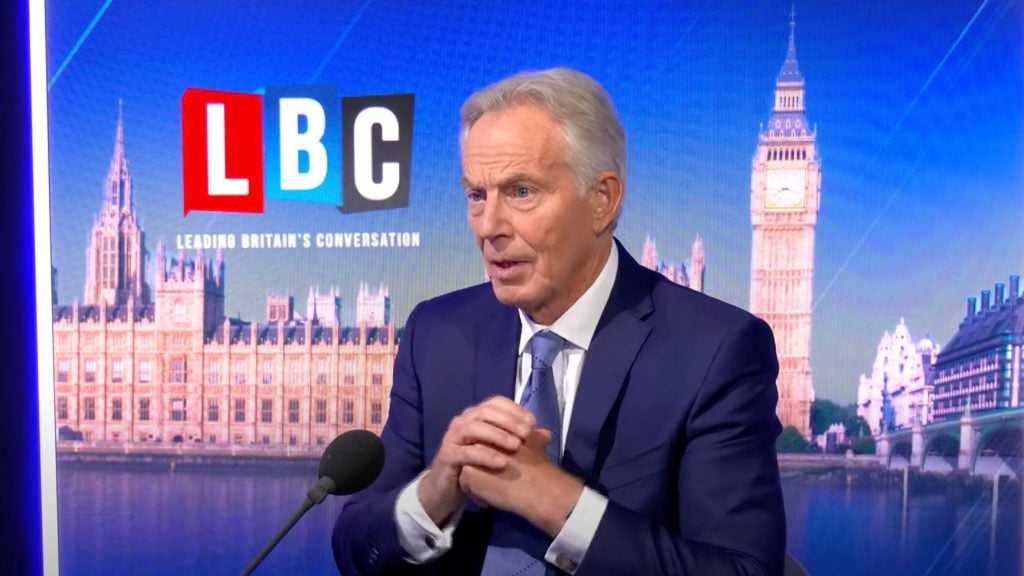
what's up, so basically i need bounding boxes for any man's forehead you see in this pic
[462,106,567,172]
[466,105,564,147]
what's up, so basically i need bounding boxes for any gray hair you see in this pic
[460,67,626,198]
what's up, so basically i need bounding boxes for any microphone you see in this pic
[240,430,385,575]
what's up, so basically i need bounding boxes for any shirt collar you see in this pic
[518,242,618,353]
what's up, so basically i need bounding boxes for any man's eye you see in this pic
[514,187,531,198]
[467,190,483,202]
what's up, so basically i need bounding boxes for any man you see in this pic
[333,67,786,575]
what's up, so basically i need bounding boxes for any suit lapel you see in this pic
[473,300,521,403]
[562,242,654,480]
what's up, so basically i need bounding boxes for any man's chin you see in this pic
[489,282,531,310]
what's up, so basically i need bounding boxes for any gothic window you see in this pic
[208,361,221,385]
[208,399,220,422]
[315,358,328,385]
[343,360,356,386]
[261,399,273,423]
[170,358,188,383]
[111,359,124,383]
[170,398,187,421]
[111,398,123,421]
[371,402,382,425]
[288,399,300,423]
[234,359,248,385]
[57,397,68,420]
[139,360,153,383]
[57,359,70,383]
[286,359,301,385]
[173,301,186,323]
[342,400,354,424]
[261,359,274,385]
[315,399,327,424]
[234,399,246,422]
[84,359,97,383]
[139,398,151,421]
[289,435,297,446]
[372,359,384,386]
[84,397,96,420]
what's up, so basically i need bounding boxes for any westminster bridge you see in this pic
[877,405,1024,477]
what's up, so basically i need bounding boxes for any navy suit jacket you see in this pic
[333,242,786,575]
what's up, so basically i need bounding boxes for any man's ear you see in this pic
[589,171,624,234]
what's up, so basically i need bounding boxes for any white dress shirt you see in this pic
[394,243,619,574]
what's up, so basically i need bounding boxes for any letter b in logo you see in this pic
[264,84,340,205]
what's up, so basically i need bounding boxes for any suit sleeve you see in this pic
[577,315,787,576]
[332,303,434,575]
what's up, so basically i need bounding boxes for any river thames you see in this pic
[55,463,1021,575]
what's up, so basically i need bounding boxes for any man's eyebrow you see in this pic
[461,173,544,189]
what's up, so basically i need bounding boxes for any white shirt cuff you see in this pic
[394,474,463,564]
[544,486,608,574]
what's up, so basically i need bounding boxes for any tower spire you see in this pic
[114,98,124,162]
[790,4,796,44]
[104,99,132,211]
[778,5,802,83]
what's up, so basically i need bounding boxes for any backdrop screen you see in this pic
[33,1,1023,574]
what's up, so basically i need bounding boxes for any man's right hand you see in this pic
[417,395,536,526]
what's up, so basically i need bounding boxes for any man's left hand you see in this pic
[459,429,584,537]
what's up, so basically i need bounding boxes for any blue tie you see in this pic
[521,330,564,463]
[480,330,565,576]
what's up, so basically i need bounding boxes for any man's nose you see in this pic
[477,195,510,239]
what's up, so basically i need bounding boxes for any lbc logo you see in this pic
[181,86,414,215]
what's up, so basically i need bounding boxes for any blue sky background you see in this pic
[44,0,1023,405]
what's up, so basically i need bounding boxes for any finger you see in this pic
[467,398,535,438]
[456,442,511,471]
[455,419,524,452]
[527,428,553,448]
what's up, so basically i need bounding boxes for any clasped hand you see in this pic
[417,396,583,537]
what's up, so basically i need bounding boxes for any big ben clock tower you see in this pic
[750,10,819,438]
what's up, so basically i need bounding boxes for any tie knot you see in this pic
[530,331,564,369]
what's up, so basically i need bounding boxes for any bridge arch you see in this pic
[972,426,1023,477]
[921,434,959,473]
[888,440,912,469]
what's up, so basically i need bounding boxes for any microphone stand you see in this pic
[239,477,335,575]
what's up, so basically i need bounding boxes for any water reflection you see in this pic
[782,471,1021,576]
[57,464,1021,575]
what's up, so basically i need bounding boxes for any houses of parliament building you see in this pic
[52,107,398,449]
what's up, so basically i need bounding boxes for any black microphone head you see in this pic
[318,429,385,495]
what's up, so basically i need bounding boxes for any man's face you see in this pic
[462,104,609,324]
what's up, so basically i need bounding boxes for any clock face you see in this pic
[765,169,806,209]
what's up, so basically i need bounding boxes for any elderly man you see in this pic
[333,67,786,575]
